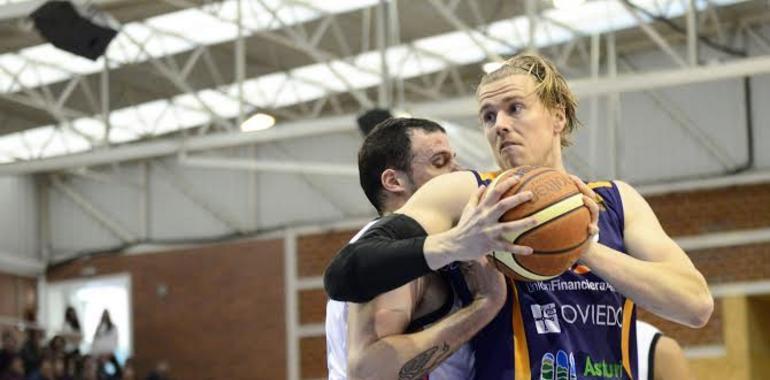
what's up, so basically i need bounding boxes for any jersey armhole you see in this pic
[647,333,663,380]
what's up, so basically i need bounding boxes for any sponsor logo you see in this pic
[526,279,616,293]
[583,355,624,379]
[532,303,561,334]
[538,350,576,380]
[531,175,574,203]
[538,351,623,379]
[531,303,623,334]
[561,304,623,327]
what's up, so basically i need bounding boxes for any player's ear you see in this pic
[381,168,408,193]
[551,106,566,134]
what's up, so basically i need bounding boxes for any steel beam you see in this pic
[0,251,45,275]
[5,53,770,174]
[153,161,248,234]
[427,0,503,62]
[619,0,688,68]
[0,115,355,174]
[51,175,139,243]
[179,156,357,177]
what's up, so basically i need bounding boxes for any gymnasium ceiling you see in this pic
[0,0,768,174]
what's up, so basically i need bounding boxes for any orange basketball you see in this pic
[488,166,591,282]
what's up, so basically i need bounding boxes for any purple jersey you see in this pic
[471,171,637,380]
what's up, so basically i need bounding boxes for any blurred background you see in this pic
[0,0,768,379]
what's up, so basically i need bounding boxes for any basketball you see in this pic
[488,166,592,282]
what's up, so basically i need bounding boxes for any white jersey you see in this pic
[325,220,474,379]
[636,320,663,380]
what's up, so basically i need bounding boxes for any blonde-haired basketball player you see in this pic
[325,53,712,379]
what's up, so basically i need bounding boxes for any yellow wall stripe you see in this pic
[511,280,531,379]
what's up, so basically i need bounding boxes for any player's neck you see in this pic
[545,146,567,173]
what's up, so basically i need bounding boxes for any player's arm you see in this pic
[654,336,694,380]
[347,257,505,380]
[324,171,536,302]
[578,180,713,327]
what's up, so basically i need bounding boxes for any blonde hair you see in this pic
[477,53,580,147]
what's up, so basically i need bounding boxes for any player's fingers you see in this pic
[494,243,534,256]
[465,185,485,211]
[482,175,520,205]
[588,224,600,237]
[497,216,538,235]
[491,190,533,219]
[570,175,599,201]
[583,195,600,224]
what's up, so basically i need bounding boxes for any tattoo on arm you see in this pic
[398,343,452,380]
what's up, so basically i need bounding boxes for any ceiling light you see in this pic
[240,113,275,132]
[553,0,586,11]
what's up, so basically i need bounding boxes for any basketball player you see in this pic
[637,320,694,380]
[326,118,520,379]
[325,53,713,379]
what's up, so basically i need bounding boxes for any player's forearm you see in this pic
[581,244,713,328]
[347,298,500,380]
[324,215,436,303]
[423,231,464,271]
[324,238,431,302]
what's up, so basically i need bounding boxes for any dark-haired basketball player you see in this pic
[325,52,713,379]
[327,117,516,380]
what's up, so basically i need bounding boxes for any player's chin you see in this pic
[502,154,526,170]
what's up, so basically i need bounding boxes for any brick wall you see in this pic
[296,230,355,379]
[46,238,284,380]
[0,270,36,321]
[646,183,770,236]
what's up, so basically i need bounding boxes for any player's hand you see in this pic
[461,256,506,308]
[437,172,538,262]
[569,175,600,242]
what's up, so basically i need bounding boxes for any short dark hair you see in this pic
[358,117,446,215]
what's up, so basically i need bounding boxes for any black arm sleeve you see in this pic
[323,214,432,302]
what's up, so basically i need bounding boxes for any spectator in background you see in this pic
[144,362,170,380]
[61,308,82,357]
[48,336,66,359]
[120,359,134,380]
[52,356,73,380]
[27,355,54,380]
[19,328,44,376]
[91,311,117,360]
[0,355,24,380]
[0,330,19,374]
[79,355,98,380]
[96,354,122,380]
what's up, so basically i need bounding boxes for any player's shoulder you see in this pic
[400,170,480,216]
[419,170,480,193]
[605,180,647,209]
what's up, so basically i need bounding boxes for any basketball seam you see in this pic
[534,234,590,255]
[494,251,555,281]
[518,190,582,219]
[511,252,555,279]
[515,205,590,255]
